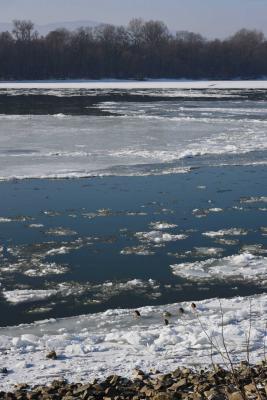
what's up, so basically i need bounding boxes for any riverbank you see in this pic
[2,361,267,399]
[1,294,267,392]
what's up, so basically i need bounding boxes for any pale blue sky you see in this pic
[1,0,267,38]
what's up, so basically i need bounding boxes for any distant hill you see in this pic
[0,20,103,35]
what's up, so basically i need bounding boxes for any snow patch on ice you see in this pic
[3,289,57,304]
[171,253,267,286]
[136,230,188,244]
[149,221,178,230]
[202,228,248,238]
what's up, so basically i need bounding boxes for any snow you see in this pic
[1,80,267,89]
[0,293,267,390]
[171,253,267,285]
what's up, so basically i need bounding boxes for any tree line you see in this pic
[0,19,267,80]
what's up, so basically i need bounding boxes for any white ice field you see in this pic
[1,79,267,89]
[0,81,267,179]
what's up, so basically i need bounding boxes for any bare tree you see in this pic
[12,20,38,41]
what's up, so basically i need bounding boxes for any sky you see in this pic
[1,0,267,38]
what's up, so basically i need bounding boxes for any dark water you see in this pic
[0,165,266,326]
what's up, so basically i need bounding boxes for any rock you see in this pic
[227,392,244,400]
[104,387,118,396]
[14,384,29,391]
[92,383,105,392]
[181,368,191,375]
[152,393,174,400]
[173,378,188,389]
[154,383,164,391]
[244,383,257,393]
[193,393,204,400]
[73,384,92,395]
[204,389,225,400]
[26,394,39,400]
[108,375,120,386]
[196,383,212,394]
[133,369,147,381]
[171,368,182,378]
[46,350,57,360]
[4,394,16,400]
[157,373,172,382]
[140,385,154,397]
[192,394,204,400]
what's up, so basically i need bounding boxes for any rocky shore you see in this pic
[2,362,267,400]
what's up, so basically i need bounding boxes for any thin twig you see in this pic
[244,300,264,400]
[263,321,267,362]
[218,300,247,400]
[245,299,252,366]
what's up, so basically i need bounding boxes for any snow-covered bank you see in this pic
[1,79,267,89]
[0,294,267,391]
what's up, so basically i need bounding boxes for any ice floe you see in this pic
[171,253,267,286]
[192,208,223,218]
[240,196,267,204]
[168,247,224,260]
[2,239,92,279]
[241,244,267,255]
[3,289,57,304]
[214,238,239,246]
[1,279,162,307]
[202,228,248,237]
[136,231,188,244]
[192,247,225,257]
[23,263,69,277]
[28,223,45,228]
[45,227,78,236]
[120,246,155,256]
[149,222,178,230]
[0,215,33,223]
